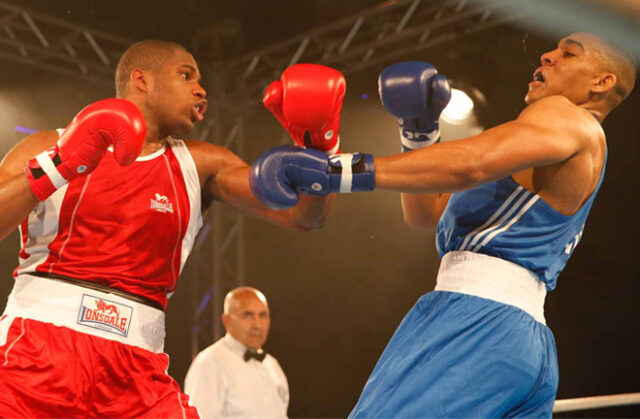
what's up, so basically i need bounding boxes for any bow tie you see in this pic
[244,349,266,362]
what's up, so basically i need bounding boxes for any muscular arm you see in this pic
[189,141,333,231]
[214,165,334,230]
[375,96,595,193]
[0,131,59,241]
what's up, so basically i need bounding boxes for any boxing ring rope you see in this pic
[553,392,640,413]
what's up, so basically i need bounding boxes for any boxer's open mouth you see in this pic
[191,100,208,121]
[533,70,545,83]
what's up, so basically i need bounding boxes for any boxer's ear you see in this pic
[130,68,151,94]
[591,72,616,94]
[221,313,230,330]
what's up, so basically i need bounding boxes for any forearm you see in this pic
[0,173,38,241]
[215,165,333,231]
[374,105,584,193]
[374,142,488,193]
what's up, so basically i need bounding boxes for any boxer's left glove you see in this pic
[263,64,345,155]
[249,145,375,209]
[25,98,146,200]
[379,61,451,152]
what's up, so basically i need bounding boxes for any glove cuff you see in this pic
[24,148,70,201]
[327,153,375,193]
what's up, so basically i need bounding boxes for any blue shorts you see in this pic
[349,291,558,418]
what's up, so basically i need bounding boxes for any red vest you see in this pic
[15,136,202,309]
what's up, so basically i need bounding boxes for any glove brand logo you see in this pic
[402,130,436,141]
[77,165,87,174]
[311,182,322,191]
[77,294,132,337]
[324,130,334,140]
[150,193,174,214]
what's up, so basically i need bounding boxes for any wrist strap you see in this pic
[34,149,67,188]
[25,147,69,201]
[328,153,375,193]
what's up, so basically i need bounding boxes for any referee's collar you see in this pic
[223,333,262,357]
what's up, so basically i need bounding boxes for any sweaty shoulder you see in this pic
[519,96,603,147]
[0,130,59,178]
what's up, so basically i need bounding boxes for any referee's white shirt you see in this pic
[184,334,289,419]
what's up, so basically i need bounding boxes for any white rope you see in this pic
[553,392,640,412]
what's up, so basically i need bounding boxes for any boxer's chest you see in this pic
[61,149,191,249]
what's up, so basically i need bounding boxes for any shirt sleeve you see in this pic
[184,355,228,419]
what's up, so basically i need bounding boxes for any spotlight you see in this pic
[441,88,474,125]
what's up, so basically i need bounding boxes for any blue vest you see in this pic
[436,152,606,290]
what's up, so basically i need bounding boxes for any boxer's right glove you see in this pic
[249,145,375,210]
[263,64,345,155]
[25,98,146,200]
[378,61,451,152]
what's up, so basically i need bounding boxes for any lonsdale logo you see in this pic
[77,295,133,337]
[150,193,174,214]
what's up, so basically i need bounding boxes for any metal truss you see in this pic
[208,112,246,343]
[189,108,246,355]
[0,1,131,84]
[187,219,215,358]
[207,0,525,110]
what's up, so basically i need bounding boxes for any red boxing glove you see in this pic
[25,98,146,200]
[264,64,345,155]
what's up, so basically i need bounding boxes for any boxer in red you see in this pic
[0,41,341,417]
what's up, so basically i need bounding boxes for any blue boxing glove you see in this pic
[378,61,451,151]
[249,145,375,209]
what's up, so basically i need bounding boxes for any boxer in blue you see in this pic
[250,32,636,418]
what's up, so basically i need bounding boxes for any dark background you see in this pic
[0,0,638,417]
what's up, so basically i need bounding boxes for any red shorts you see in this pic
[0,317,199,418]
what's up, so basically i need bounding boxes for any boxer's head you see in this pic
[525,32,636,113]
[115,40,208,138]
[222,287,271,350]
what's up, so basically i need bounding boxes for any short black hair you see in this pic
[115,40,189,97]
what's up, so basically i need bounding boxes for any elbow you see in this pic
[464,168,489,189]
[460,148,502,189]
[452,160,491,191]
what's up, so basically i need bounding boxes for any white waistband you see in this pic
[435,251,547,324]
[3,274,166,353]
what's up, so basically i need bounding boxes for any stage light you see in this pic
[441,88,474,125]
